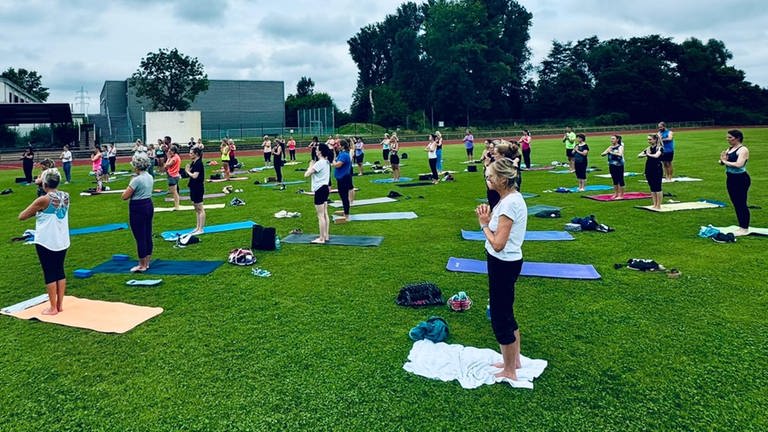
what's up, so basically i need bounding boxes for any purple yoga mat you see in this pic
[446,257,601,279]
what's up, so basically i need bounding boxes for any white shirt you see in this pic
[61,151,72,163]
[35,191,71,251]
[485,192,527,261]
[311,159,330,192]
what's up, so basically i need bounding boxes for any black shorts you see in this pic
[354,154,364,164]
[661,151,674,162]
[314,184,330,205]
[466,147,474,156]
[574,162,588,180]
[189,185,204,204]
[566,149,574,159]
[390,153,400,165]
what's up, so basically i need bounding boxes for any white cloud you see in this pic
[2,0,765,114]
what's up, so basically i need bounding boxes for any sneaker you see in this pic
[712,232,736,243]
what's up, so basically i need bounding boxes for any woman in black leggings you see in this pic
[719,129,751,236]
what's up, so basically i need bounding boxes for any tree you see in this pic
[1,68,49,101]
[296,77,315,97]
[128,48,209,111]
[284,78,340,127]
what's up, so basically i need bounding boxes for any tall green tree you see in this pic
[285,78,339,127]
[296,76,315,97]
[128,48,209,111]
[1,67,49,101]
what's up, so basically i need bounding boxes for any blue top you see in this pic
[660,129,674,153]
[608,144,624,166]
[725,147,747,174]
[574,143,589,164]
[334,151,352,179]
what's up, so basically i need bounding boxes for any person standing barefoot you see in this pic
[305,144,333,243]
[19,168,70,315]
[185,147,206,235]
[639,134,664,209]
[476,158,527,381]
[719,129,751,236]
[122,153,154,272]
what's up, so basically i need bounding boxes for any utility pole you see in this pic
[74,87,90,115]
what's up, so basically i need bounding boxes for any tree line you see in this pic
[346,0,768,128]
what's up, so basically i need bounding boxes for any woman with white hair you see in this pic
[18,168,70,315]
[121,152,154,272]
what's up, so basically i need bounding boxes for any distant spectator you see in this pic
[21,145,35,183]
[60,145,72,184]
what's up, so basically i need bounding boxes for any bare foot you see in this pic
[189,230,203,235]
[41,307,58,316]
[494,369,518,381]
[615,195,624,200]
[492,362,504,368]
[310,238,325,244]
[734,228,750,236]
[335,217,348,224]
[130,265,147,273]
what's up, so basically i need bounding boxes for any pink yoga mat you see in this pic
[584,191,651,201]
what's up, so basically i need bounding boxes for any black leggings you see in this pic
[609,164,625,186]
[109,156,117,173]
[429,158,438,180]
[289,149,296,161]
[36,244,67,284]
[274,155,283,182]
[487,253,523,345]
[522,149,531,169]
[337,175,353,215]
[129,198,154,259]
[726,172,751,228]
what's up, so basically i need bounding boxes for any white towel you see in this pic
[403,339,547,389]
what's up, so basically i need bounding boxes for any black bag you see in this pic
[251,224,276,251]
[467,165,478,172]
[396,282,444,307]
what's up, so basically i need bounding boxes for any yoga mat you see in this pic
[2,296,163,334]
[639,176,703,183]
[583,192,651,201]
[328,197,397,208]
[526,205,562,216]
[164,193,227,202]
[126,279,163,286]
[549,168,597,174]
[333,212,418,222]
[161,220,257,241]
[523,165,557,171]
[83,189,125,195]
[70,223,129,236]
[595,172,639,178]
[207,177,249,183]
[714,226,768,236]
[397,181,435,188]
[1,294,49,314]
[257,180,305,187]
[445,257,601,279]
[636,201,725,212]
[372,177,413,184]
[91,259,224,275]
[461,230,574,241]
[559,185,614,192]
[154,203,226,212]
[281,233,383,247]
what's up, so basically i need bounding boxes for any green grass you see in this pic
[337,123,387,136]
[0,128,766,431]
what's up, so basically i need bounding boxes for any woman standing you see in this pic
[519,130,532,169]
[719,129,751,236]
[164,145,182,210]
[108,143,118,174]
[426,134,439,184]
[262,135,272,166]
[273,137,285,184]
[185,147,206,235]
[220,139,231,181]
[481,140,499,209]
[91,145,104,193]
[381,133,391,163]
[389,133,401,181]
[475,158,527,381]
[21,145,35,183]
[464,129,475,162]
[600,135,625,200]
[435,131,444,172]
[308,136,319,162]
[227,139,238,172]
[122,153,154,272]
[287,136,297,161]
[573,134,589,191]
[18,168,70,315]
[332,139,355,223]
[354,136,365,176]
[639,134,664,210]
[60,145,72,184]
[304,144,333,244]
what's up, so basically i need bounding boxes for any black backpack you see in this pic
[396,282,444,307]
[251,224,276,251]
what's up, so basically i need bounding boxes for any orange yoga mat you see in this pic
[2,296,163,333]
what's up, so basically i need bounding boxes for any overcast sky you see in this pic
[3,0,766,115]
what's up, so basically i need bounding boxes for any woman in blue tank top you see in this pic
[719,129,751,236]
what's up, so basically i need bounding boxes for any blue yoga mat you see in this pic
[160,220,257,241]
[336,212,418,221]
[461,230,574,241]
[526,205,562,215]
[257,180,305,187]
[281,233,383,246]
[559,185,614,193]
[372,177,413,184]
[445,257,601,279]
[91,259,224,275]
[70,223,129,236]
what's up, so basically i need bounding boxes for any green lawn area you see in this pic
[0,128,766,431]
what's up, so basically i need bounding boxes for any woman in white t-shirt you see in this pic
[304,143,334,244]
[60,145,73,184]
[475,157,527,382]
[426,134,439,183]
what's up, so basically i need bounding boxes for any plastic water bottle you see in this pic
[486,302,491,320]
[275,236,281,251]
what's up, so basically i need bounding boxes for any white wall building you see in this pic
[0,77,40,104]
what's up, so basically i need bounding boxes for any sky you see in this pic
[2,0,767,115]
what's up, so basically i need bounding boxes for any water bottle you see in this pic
[275,235,281,251]
[486,302,491,320]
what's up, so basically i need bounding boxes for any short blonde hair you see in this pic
[41,168,61,188]
[131,152,152,171]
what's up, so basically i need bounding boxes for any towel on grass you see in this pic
[403,339,547,389]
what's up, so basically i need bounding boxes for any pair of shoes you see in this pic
[712,232,736,243]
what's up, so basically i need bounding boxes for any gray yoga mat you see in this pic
[281,233,383,246]
[526,205,562,215]
[333,212,417,222]
[328,197,397,208]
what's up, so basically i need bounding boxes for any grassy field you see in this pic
[0,128,766,431]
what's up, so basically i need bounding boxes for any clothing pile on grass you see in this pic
[698,225,736,243]
[565,215,614,233]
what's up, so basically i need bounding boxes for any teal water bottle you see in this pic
[275,235,281,251]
